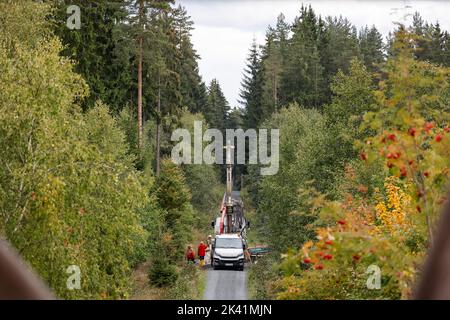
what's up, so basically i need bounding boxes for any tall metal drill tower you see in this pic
[224,141,235,233]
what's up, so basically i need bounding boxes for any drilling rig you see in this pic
[210,141,249,270]
[213,141,248,238]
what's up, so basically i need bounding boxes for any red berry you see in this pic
[394,152,401,159]
[387,134,396,142]
[386,153,394,159]
[337,220,346,225]
[400,166,407,177]
[445,127,450,133]
[408,160,414,166]
[424,171,429,178]
[316,251,324,257]
[314,264,324,270]
[387,162,394,168]
[303,258,311,264]
[324,254,333,260]
[424,122,434,133]
[352,255,360,261]
[360,153,367,161]
[416,205,422,213]
[325,240,333,245]
[435,134,442,142]
[408,127,416,137]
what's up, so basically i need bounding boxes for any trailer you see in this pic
[248,246,270,263]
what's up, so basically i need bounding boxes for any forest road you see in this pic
[203,268,248,300]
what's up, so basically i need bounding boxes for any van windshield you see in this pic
[215,238,243,249]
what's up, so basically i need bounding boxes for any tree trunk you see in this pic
[156,72,161,176]
[137,0,144,150]
[274,75,278,111]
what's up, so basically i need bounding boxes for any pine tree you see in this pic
[429,22,447,66]
[318,16,360,102]
[205,79,230,131]
[240,39,263,128]
[52,0,131,112]
[260,21,285,122]
[280,5,325,108]
[172,6,209,114]
[125,0,160,149]
[358,25,385,75]
[409,13,449,66]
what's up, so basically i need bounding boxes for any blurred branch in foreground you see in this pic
[0,240,55,300]
[415,193,450,300]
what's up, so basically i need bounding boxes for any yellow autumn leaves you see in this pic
[374,176,413,236]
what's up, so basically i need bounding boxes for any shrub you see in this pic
[148,257,179,287]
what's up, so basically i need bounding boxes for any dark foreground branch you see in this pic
[0,240,54,300]
[414,193,450,300]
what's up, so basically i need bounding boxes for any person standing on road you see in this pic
[206,235,213,265]
[198,241,207,267]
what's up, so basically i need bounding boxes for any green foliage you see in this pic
[167,264,204,299]
[204,79,231,131]
[240,39,264,128]
[322,58,377,198]
[0,0,52,50]
[242,4,386,125]
[248,253,279,299]
[178,110,223,222]
[358,25,385,75]
[156,159,191,213]
[411,12,450,67]
[280,5,326,108]
[52,0,132,112]
[262,28,449,301]
[0,1,160,299]
[255,105,332,252]
[154,159,195,263]
[148,255,178,287]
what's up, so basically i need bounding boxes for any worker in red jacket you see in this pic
[186,245,195,264]
[198,241,207,267]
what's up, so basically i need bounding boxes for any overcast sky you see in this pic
[175,0,450,108]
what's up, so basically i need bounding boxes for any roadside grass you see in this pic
[130,258,208,300]
[247,252,278,300]
[130,260,167,300]
[130,227,210,300]
[240,188,274,300]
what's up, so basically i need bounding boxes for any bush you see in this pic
[248,253,279,299]
[167,264,202,299]
[148,257,179,287]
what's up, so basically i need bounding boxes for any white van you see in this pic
[211,234,245,271]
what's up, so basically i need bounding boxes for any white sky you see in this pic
[176,0,450,108]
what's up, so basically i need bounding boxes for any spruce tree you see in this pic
[358,25,385,75]
[240,39,263,128]
[52,0,131,112]
[280,5,325,108]
[205,79,230,131]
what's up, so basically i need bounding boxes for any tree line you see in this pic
[240,6,449,129]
